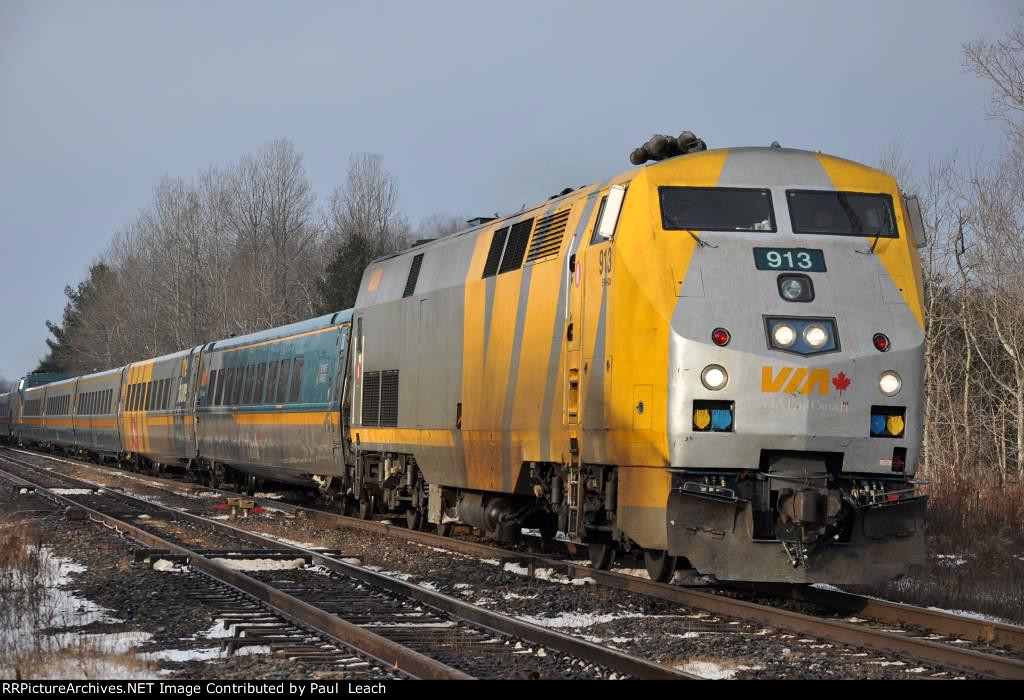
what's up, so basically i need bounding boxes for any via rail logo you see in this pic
[761,367,852,395]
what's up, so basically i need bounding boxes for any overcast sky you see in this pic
[0,0,1019,380]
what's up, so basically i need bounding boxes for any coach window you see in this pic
[277,359,292,404]
[229,367,241,406]
[265,361,279,403]
[289,357,304,403]
[223,369,234,406]
[244,364,256,404]
[163,378,171,409]
[254,363,266,405]
[213,369,224,406]
[234,367,245,406]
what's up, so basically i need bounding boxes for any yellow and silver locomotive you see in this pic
[7,134,928,585]
[351,136,927,583]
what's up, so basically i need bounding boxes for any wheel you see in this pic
[588,542,615,570]
[644,549,677,583]
[405,509,423,530]
[438,522,455,537]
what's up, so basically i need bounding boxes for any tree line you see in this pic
[37,142,463,376]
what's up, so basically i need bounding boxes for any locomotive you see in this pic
[1,136,929,584]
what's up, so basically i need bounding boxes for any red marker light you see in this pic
[711,328,731,347]
[873,333,891,352]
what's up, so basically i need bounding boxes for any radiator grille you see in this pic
[526,209,570,263]
[498,218,534,273]
[361,371,381,426]
[379,370,399,427]
[482,227,508,278]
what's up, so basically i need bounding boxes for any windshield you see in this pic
[787,190,897,237]
[659,187,775,232]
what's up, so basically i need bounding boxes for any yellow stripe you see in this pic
[78,418,118,430]
[357,427,456,448]
[231,410,340,426]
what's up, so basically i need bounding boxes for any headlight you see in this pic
[772,324,796,348]
[701,364,728,391]
[879,371,901,396]
[804,324,829,348]
[780,277,805,300]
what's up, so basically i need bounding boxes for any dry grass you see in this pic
[852,469,1024,625]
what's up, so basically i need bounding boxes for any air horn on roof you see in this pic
[630,131,707,165]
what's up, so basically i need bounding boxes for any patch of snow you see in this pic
[210,557,306,571]
[233,644,272,655]
[502,592,538,600]
[363,621,456,628]
[453,583,471,589]
[517,611,645,629]
[926,606,1018,625]
[136,514,151,520]
[152,559,185,572]
[675,660,762,679]
[141,647,223,662]
[254,492,283,500]
[50,488,95,495]
[268,535,322,549]
[501,562,595,586]
[935,554,967,566]
[615,567,651,580]
[200,621,237,639]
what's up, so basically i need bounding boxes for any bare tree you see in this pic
[320,154,410,311]
[964,17,1024,145]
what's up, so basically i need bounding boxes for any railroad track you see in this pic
[6,445,1024,679]
[0,449,693,680]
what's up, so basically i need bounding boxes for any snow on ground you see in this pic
[49,488,97,495]
[264,534,322,549]
[675,660,763,679]
[253,492,284,500]
[516,611,646,629]
[0,546,158,680]
[935,554,968,566]
[152,559,186,572]
[141,647,223,662]
[926,606,1018,625]
[210,557,306,571]
[501,562,595,586]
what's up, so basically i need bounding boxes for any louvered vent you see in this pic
[361,371,381,426]
[498,218,534,273]
[403,254,424,298]
[526,209,570,263]
[482,227,508,278]
[380,370,399,427]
